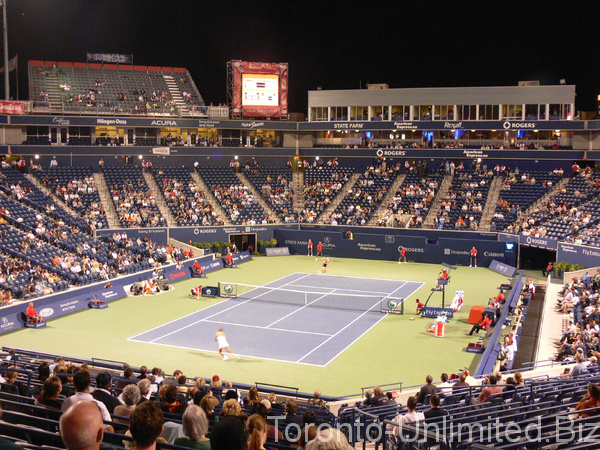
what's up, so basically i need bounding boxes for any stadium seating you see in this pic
[152,167,222,226]
[104,166,165,228]
[197,167,269,225]
[302,165,350,221]
[28,61,205,116]
[243,166,296,223]
[492,171,563,232]
[328,168,399,226]
[434,171,492,230]
[37,166,109,230]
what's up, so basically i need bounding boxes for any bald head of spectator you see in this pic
[59,401,104,450]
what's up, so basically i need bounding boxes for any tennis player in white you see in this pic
[215,327,239,361]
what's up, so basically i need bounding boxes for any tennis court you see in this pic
[128,273,423,366]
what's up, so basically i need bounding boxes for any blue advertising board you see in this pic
[169,224,297,244]
[274,230,516,267]
[557,243,600,268]
[95,228,168,246]
[519,234,558,250]
[0,254,231,335]
[489,259,518,277]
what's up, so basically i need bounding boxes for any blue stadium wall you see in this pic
[274,228,517,266]
[2,145,597,173]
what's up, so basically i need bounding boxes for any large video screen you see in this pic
[242,74,279,106]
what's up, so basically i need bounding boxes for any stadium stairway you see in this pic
[189,171,232,225]
[25,173,81,221]
[142,171,177,226]
[235,172,281,224]
[537,280,569,363]
[513,283,546,369]
[92,172,120,228]
[478,175,504,230]
[524,176,570,216]
[293,169,304,211]
[316,172,360,222]
[367,173,406,226]
[422,174,453,228]
[44,72,63,113]
[163,74,190,116]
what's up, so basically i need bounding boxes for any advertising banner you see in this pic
[519,234,558,250]
[489,259,518,277]
[0,101,25,115]
[96,228,168,245]
[87,53,133,64]
[299,119,586,131]
[0,255,217,335]
[557,243,600,268]
[274,230,516,267]
[266,247,290,256]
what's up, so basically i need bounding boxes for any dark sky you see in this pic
[4,1,599,113]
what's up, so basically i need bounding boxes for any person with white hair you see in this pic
[175,404,211,448]
[114,384,141,423]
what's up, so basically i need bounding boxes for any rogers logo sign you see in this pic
[169,271,185,280]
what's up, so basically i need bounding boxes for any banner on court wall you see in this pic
[519,235,558,250]
[489,259,517,277]
[0,255,217,335]
[95,228,168,246]
[266,247,290,256]
[201,286,218,298]
[557,242,600,268]
[274,229,517,267]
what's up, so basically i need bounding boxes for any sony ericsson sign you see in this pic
[520,235,557,250]
[503,121,537,129]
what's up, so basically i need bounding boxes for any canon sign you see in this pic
[484,252,505,257]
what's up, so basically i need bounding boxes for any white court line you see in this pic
[130,339,329,367]
[265,289,336,328]
[320,313,388,366]
[201,318,333,336]
[128,300,232,340]
[132,273,310,343]
[296,300,393,364]
[285,283,396,296]
[292,272,419,283]
[146,298,256,343]
[319,282,425,366]
[380,281,409,302]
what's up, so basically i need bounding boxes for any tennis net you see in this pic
[218,282,404,313]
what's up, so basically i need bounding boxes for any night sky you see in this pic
[4,1,599,113]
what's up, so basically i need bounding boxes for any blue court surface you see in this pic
[128,273,423,366]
